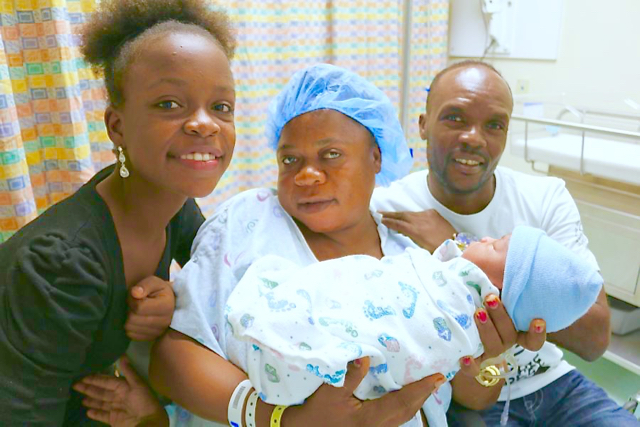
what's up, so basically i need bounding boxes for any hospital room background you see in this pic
[0,0,638,417]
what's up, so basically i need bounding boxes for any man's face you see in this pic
[420,66,513,196]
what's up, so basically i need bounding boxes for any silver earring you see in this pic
[117,146,130,178]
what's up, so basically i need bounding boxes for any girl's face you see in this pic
[106,31,236,198]
[276,109,381,235]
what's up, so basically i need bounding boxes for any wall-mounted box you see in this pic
[449,0,564,60]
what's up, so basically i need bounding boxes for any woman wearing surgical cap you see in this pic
[150,64,446,427]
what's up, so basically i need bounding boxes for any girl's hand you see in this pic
[126,276,175,341]
[284,357,447,427]
[73,356,169,427]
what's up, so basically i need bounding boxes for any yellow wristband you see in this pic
[270,405,288,427]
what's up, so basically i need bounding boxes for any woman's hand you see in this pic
[460,294,546,375]
[125,276,175,341]
[152,330,445,426]
[452,295,547,410]
[73,357,169,427]
[282,357,446,427]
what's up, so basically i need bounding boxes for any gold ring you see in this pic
[475,365,501,387]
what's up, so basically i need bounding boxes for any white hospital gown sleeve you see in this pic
[170,189,282,360]
[170,201,235,358]
[171,188,317,366]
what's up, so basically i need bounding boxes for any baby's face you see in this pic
[461,234,511,289]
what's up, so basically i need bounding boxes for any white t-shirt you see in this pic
[371,166,599,401]
[169,188,451,427]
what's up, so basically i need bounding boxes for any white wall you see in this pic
[479,0,640,108]
[448,0,640,173]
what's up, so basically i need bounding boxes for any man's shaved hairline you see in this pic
[426,60,512,111]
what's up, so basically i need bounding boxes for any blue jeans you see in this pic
[448,370,639,426]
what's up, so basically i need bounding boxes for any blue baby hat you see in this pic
[502,226,602,332]
[264,63,413,186]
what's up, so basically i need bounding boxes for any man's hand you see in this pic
[379,210,456,253]
[126,276,175,341]
[73,357,169,427]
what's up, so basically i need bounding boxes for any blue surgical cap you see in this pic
[265,63,413,186]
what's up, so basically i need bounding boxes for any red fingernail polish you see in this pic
[486,297,499,309]
[476,310,488,323]
[461,356,472,366]
[354,358,361,367]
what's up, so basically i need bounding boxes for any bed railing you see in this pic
[555,106,640,131]
[510,114,640,175]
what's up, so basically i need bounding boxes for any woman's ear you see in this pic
[105,106,124,147]
[372,144,382,174]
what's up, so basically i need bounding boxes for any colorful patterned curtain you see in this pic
[199,0,449,215]
[407,0,448,165]
[0,0,109,242]
[0,0,449,241]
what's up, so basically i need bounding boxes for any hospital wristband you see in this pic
[270,405,288,427]
[228,379,252,427]
[244,390,259,427]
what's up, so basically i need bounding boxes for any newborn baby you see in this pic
[226,226,602,405]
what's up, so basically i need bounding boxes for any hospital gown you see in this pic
[169,188,452,427]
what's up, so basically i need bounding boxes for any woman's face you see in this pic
[276,109,381,235]
[106,31,236,198]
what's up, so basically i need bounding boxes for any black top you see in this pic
[0,165,205,426]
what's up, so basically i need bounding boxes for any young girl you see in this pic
[0,0,236,424]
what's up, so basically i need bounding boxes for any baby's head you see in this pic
[462,225,603,331]
[461,226,601,291]
[460,234,510,289]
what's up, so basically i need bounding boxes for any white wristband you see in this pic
[244,390,259,427]
[228,379,252,427]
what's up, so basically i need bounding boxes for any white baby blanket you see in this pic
[226,240,499,405]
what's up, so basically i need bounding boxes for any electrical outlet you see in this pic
[516,79,530,94]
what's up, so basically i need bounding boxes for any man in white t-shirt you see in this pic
[372,61,637,426]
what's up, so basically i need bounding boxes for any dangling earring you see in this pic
[117,146,130,178]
